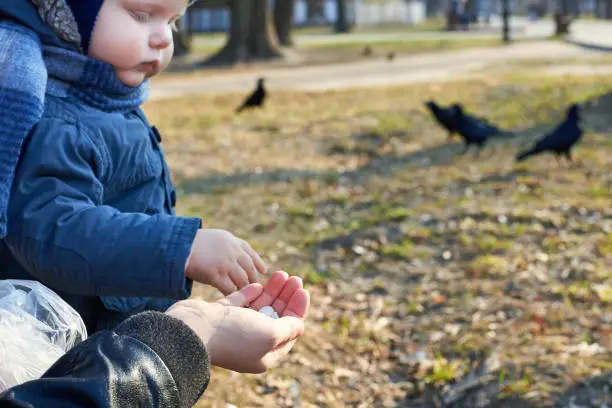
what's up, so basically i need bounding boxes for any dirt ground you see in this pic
[143,68,612,407]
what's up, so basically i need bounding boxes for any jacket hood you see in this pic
[0,0,81,51]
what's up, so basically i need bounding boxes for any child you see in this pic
[0,0,267,333]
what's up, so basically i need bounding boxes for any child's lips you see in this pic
[138,60,161,73]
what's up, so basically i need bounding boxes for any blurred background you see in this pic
[145,1,612,407]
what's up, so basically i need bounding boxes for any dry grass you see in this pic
[182,37,523,73]
[143,73,612,407]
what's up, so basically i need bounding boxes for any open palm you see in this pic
[223,270,309,318]
[167,271,310,373]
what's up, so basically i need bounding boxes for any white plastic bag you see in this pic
[0,280,87,393]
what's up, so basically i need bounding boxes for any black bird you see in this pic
[362,45,373,57]
[387,51,396,61]
[461,112,509,138]
[453,105,497,153]
[236,77,266,114]
[425,100,460,139]
[516,104,582,162]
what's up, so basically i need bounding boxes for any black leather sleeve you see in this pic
[0,311,210,408]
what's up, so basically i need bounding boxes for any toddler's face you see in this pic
[88,0,187,87]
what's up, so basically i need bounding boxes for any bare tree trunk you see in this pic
[335,0,351,33]
[502,0,510,42]
[307,0,325,23]
[274,0,296,46]
[207,0,283,65]
[446,0,461,30]
[249,0,282,57]
[554,0,572,35]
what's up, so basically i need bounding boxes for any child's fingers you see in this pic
[230,264,249,289]
[215,275,239,296]
[238,254,259,283]
[240,240,268,275]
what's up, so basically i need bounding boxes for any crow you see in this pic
[235,77,266,114]
[461,113,509,137]
[425,100,460,139]
[453,104,498,153]
[387,51,396,61]
[516,103,582,162]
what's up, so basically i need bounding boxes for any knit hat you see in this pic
[64,0,105,54]
[30,0,104,54]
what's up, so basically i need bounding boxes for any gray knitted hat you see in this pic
[30,0,85,52]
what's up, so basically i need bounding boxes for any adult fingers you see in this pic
[281,288,310,319]
[272,276,303,315]
[261,339,298,369]
[272,316,305,348]
[218,283,264,307]
[249,270,289,310]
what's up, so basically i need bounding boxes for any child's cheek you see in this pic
[160,47,174,72]
[113,34,147,68]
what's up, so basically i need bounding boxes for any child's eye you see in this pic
[131,11,150,23]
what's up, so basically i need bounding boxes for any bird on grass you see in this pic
[235,77,266,114]
[516,103,582,163]
[425,100,460,139]
[362,45,373,57]
[459,110,511,138]
[453,104,503,154]
[387,51,396,61]
[427,100,512,142]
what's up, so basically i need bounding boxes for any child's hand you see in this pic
[185,229,267,295]
[166,271,310,373]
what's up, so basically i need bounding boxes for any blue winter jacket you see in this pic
[0,1,201,332]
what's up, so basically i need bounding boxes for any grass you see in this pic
[187,35,525,68]
[595,233,612,257]
[424,353,464,385]
[470,254,510,277]
[143,73,612,407]
[302,36,505,53]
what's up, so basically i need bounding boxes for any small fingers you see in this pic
[214,275,238,296]
[241,240,268,275]
[238,254,259,284]
[229,263,250,290]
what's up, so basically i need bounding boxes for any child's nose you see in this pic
[150,29,171,50]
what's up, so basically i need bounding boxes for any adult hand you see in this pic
[166,271,309,373]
